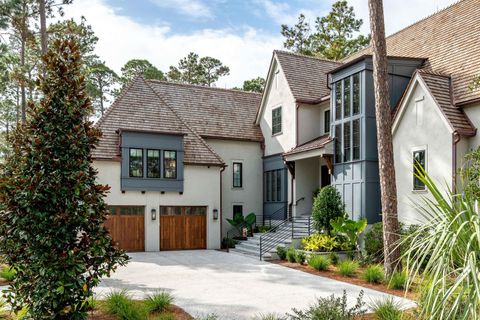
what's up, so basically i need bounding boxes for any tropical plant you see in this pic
[0,266,15,281]
[388,271,407,290]
[301,233,346,252]
[364,222,384,262]
[226,212,256,236]
[0,37,129,319]
[221,237,237,249]
[276,246,287,260]
[369,298,403,320]
[459,146,480,199]
[308,255,331,271]
[312,185,345,232]
[337,260,359,277]
[145,291,174,313]
[403,167,480,319]
[362,265,384,284]
[289,290,366,319]
[286,246,296,263]
[330,217,367,250]
[329,252,339,265]
[294,250,306,264]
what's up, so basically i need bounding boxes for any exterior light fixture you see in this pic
[151,208,157,221]
[213,209,219,220]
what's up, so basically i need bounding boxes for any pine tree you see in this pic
[0,36,128,319]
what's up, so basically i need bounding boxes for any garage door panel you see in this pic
[160,206,206,250]
[105,206,145,252]
[185,215,206,249]
[160,216,185,250]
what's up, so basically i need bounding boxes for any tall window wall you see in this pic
[333,73,361,164]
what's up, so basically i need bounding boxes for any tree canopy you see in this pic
[281,0,370,60]
[241,77,265,93]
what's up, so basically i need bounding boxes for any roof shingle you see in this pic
[283,134,332,156]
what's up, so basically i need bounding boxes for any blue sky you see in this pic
[63,0,457,88]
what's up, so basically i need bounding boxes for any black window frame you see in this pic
[352,119,360,161]
[352,73,360,115]
[413,149,426,191]
[324,109,331,134]
[233,162,243,188]
[343,122,351,162]
[343,77,351,118]
[272,106,282,135]
[163,150,177,179]
[335,124,342,164]
[129,148,143,178]
[233,205,243,218]
[146,149,161,178]
[335,81,342,120]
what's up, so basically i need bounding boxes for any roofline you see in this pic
[329,54,426,75]
[146,79,262,96]
[273,49,343,65]
[201,134,263,143]
[117,128,187,136]
[255,52,279,124]
[296,95,331,105]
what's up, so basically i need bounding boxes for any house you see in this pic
[92,77,263,251]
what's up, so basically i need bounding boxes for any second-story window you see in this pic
[335,125,342,163]
[163,150,177,179]
[335,82,342,120]
[147,149,160,178]
[129,148,143,177]
[352,119,360,160]
[272,107,282,135]
[344,77,351,117]
[233,162,242,188]
[353,73,360,114]
[324,110,330,134]
[343,122,351,162]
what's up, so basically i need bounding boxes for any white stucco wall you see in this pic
[94,160,221,251]
[393,81,453,225]
[294,157,320,216]
[259,60,297,156]
[205,139,263,236]
[297,101,330,145]
[463,102,480,150]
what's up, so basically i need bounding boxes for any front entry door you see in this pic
[321,165,331,188]
[160,206,207,250]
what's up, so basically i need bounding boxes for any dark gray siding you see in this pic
[263,154,288,220]
[121,131,184,192]
[331,57,423,223]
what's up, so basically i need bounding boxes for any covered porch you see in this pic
[283,135,333,218]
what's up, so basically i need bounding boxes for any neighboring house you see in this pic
[255,50,340,219]
[93,77,263,251]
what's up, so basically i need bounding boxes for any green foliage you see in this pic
[221,237,237,249]
[156,314,176,320]
[241,77,265,93]
[145,291,173,313]
[337,260,359,277]
[120,59,165,84]
[105,290,147,320]
[308,255,331,271]
[388,271,407,290]
[0,266,16,281]
[294,250,306,264]
[312,186,345,232]
[86,61,118,116]
[252,313,286,320]
[329,252,339,265]
[286,246,296,263]
[459,146,480,199]
[256,225,271,233]
[226,212,256,235]
[276,246,287,260]
[289,290,366,320]
[330,217,367,250]
[403,167,480,319]
[469,75,480,91]
[301,233,348,252]
[281,1,370,60]
[369,298,402,320]
[364,222,384,262]
[362,265,384,284]
[0,37,128,319]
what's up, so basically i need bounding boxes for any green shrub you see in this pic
[364,222,384,262]
[294,250,306,264]
[145,291,174,313]
[256,225,271,233]
[289,289,366,319]
[337,260,359,277]
[156,314,176,320]
[330,217,367,250]
[362,265,384,284]
[105,290,146,320]
[329,252,339,265]
[221,237,237,249]
[312,186,345,232]
[276,246,287,260]
[252,313,286,320]
[388,271,407,290]
[83,296,97,311]
[308,255,331,271]
[0,266,16,282]
[286,246,296,263]
[301,233,343,252]
[370,298,402,320]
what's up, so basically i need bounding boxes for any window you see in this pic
[324,110,330,133]
[335,125,342,163]
[352,119,360,160]
[413,149,426,191]
[108,206,144,216]
[129,148,143,177]
[266,171,272,201]
[335,82,342,120]
[233,162,242,188]
[276,169,282,201]
[353,73,360,114]
[146,149,160,178]
[160,206,182,216]
[272,107,282,135]
[233,205,243,218]
[265,169,283,202]
[185,206,207,215]
[163,150,177,179]
[343,122,351,162]
[344,77,351,117]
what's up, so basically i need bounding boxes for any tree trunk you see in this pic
[39,0,47,56]
[368,0,401,277]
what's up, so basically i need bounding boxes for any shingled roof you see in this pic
[93,76,238,166]
[283,134,332,157]
[274,50,342,103]
[344,0,480,106]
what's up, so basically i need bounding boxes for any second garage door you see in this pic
[160,206,207,250]
[105,206,145,252]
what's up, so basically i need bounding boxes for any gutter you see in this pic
[220,165,226,246]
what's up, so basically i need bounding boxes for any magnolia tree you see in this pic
[0,37,128,319]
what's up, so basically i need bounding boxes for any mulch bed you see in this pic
[271,260,416,300]
[86,305,192,320]
[0,278,10,286]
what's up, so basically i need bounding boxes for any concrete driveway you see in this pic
[95,250,414,319]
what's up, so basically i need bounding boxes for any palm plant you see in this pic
[403,167,480,319]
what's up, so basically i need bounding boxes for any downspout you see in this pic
[295,103,299,147]
[220,165,226,246]
[452,131,461,192]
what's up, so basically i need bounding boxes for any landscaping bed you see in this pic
[86,302,192,320]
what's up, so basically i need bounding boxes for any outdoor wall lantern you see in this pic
[151,208,157,221]
[213,209,219,220]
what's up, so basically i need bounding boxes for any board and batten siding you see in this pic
[94,160,221,251]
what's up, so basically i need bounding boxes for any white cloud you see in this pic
[149,0,213,19]
[60,0,281,88]
[254,0,320,26]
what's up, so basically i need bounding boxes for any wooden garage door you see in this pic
[105,206,145,252]
[160,206,207,250]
